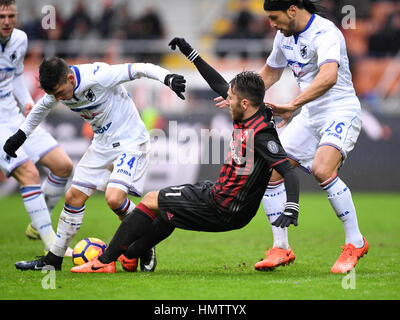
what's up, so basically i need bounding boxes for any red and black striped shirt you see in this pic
[210,106,288,223]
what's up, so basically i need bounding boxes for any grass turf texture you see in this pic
[0,192,399,300]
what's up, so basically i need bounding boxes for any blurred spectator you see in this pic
[216,0,267,58]
[139,6,165,40]
[97,0,115,39]
[61,0,93,40]
[110,2,133,40]
[22,8,46,40]
[44,6,65,41]
[369,8,400,57]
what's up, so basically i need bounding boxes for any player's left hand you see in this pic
[272,210,298,228]
[164,74,186,100]
[24,102,34,117]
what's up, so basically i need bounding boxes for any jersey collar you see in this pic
[293,14,315,44]
[69,65,81,92]
[0,34,11,52]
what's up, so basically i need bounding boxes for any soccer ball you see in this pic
[72,238,107,266]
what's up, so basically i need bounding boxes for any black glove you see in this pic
[168,37,199,62]
[272,210,298,228]
[164,74,186,100]
[3,129,27,158]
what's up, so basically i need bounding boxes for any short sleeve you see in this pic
[314,29,341,68]
[254,130,287,167]
[266,32,287,69]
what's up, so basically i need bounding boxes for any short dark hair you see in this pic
[263,0,318,14]
[230,71,265,108]
[0,0,16,7]
[39,57,71,92]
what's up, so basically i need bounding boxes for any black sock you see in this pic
[44,251,63,267]
[98,207,155,264]
[124,216,175,259]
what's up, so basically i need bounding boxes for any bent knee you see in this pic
[105,189,127,210]
[311,165,336,183]
[141,191,159,210]
[52,158,73,177]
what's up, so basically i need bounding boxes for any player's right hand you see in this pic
[3,129,27,158]
[164,74,186,100]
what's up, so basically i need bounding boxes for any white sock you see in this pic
[51,203,85,257]
[320,176,364,247]
[262,180,289,250]
[41,172,69,214]
[21,185,56,251]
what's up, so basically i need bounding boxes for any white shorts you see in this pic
[0,124,59,177]
[71,143,149,197]
[279,111,362,174]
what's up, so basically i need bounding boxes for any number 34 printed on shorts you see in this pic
[116,153,136,169]
[325,121,346,140]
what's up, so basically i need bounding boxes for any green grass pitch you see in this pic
[0,192,399,300]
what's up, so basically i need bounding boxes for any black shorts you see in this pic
[158,181,245,232]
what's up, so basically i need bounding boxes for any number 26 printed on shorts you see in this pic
[325,121,346,140]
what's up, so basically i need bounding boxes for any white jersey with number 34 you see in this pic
[20,62,170,152]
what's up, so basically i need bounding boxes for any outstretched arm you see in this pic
[93,62,186,100]
[169,37,229,99]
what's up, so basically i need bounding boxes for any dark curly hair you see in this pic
[230,71,266,108]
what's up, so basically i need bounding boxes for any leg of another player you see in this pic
[312,145,364,247]
[98,191,161,264]
[255,163,297,270]
[12,161,56,251]
[38,147,73,213]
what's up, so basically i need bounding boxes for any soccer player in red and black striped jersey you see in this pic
[70,38,301,273]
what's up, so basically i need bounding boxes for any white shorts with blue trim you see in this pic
[279,110,361,174]
[71,143,149,197]
[0,123,59,177]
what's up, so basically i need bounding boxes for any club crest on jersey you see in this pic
[267,141,279,154]
[9,51,17,62]
[300,45,308,59]
[84,89,96,102]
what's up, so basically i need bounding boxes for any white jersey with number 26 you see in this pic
[267,14,360,118]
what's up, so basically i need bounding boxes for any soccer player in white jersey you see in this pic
[5,56,186,271]
[255,0,368,273]
[0,0,73,253]
[215,0,368,273]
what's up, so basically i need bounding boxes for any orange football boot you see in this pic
[118,254,138,272]
[70,258,116,273]
[331,237,369,273]
[254,247,295,271]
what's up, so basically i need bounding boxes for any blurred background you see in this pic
[1,0,399,196]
